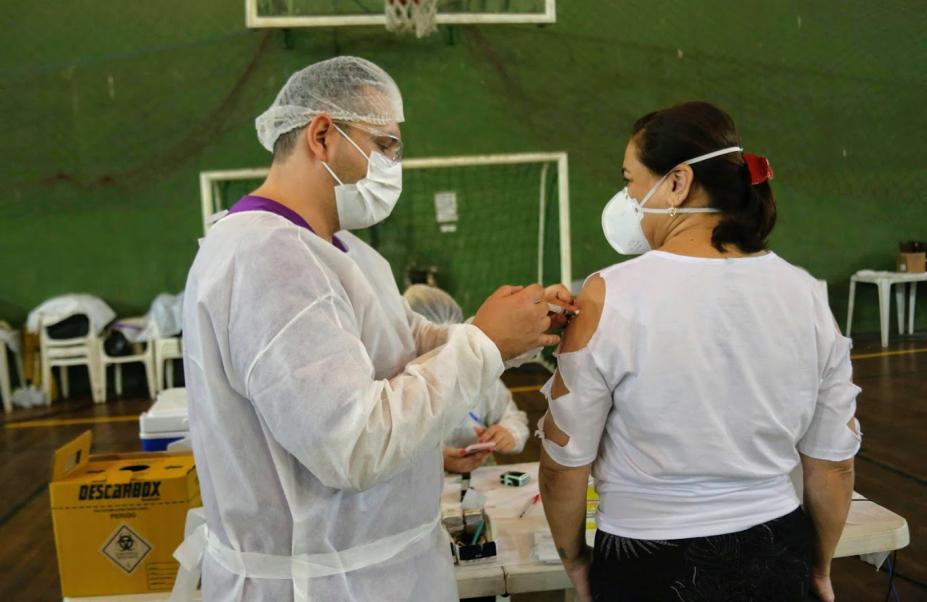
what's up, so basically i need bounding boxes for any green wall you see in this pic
[3,1,925,333]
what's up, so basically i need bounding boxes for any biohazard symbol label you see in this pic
[101,524,152,574]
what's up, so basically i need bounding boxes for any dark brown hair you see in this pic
[632,101,776,253]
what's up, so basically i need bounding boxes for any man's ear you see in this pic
[306,114,335,162]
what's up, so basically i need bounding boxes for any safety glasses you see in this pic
[335,121,403,163]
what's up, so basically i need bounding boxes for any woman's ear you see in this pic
[670,164,695,204]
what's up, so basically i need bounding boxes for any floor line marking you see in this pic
[4,415,139,429]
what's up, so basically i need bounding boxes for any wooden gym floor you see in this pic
[1,334,924,601]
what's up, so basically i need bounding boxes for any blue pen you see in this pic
[468,411,484,428]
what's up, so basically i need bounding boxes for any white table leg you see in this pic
[895,284,905,335]
[909,283,918,335]
[846,279,857,336]
[878,281,891,348]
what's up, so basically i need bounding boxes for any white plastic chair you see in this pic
[39,318,104,404]
[99,318,157,401]
[154,336,183,393]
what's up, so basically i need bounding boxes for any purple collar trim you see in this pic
[228,195,347,253]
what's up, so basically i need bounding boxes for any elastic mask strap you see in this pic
[333,124,370,161]
[642,207,720,215]
[638,174,669,209]
[640,145,743,212]
[684,145,743,166]
[321,161,344,186]
[322,124,371,186]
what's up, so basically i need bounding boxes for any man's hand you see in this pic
[544,283,579,331]
[443,448,491,474]
[472,284,560,359]
[479,425,517,453]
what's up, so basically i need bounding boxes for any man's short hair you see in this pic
[272,126,307,163]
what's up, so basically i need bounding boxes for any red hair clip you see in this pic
[744,152,773,185]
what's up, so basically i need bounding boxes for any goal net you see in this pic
[199,152,571,316]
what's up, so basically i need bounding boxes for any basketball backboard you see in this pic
[244,0,556,29]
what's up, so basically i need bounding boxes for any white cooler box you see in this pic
[139,387,189,451]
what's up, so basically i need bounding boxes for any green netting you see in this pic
[213,158,562,315]
[1,1,925,333]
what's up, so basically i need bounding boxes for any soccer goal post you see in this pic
[199,152,571,316]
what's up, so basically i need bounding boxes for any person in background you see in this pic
[404,284,530,474]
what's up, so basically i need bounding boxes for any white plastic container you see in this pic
[139,388,189,451]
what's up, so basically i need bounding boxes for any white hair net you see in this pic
[255,56,405,153]
[403,285,464,325]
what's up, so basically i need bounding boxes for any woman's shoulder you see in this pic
[560,273,607,353]
[595,254,655,279]
[764,253,828,293]
[582,254,666,305]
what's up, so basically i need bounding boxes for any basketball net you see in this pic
[385,0,438,38]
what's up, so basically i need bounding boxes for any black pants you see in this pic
[590,507,815,602]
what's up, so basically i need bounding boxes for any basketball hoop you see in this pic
[385,0,438,38]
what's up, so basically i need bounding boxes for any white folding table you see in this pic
[64,462,910,601]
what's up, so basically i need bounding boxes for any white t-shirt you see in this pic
[542,251,861,540]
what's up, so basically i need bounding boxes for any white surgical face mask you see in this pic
[601,146,743,255]
[322,124,403,231]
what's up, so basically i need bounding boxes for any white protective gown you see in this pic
[180,210,504,601]
[443,380,529,454]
